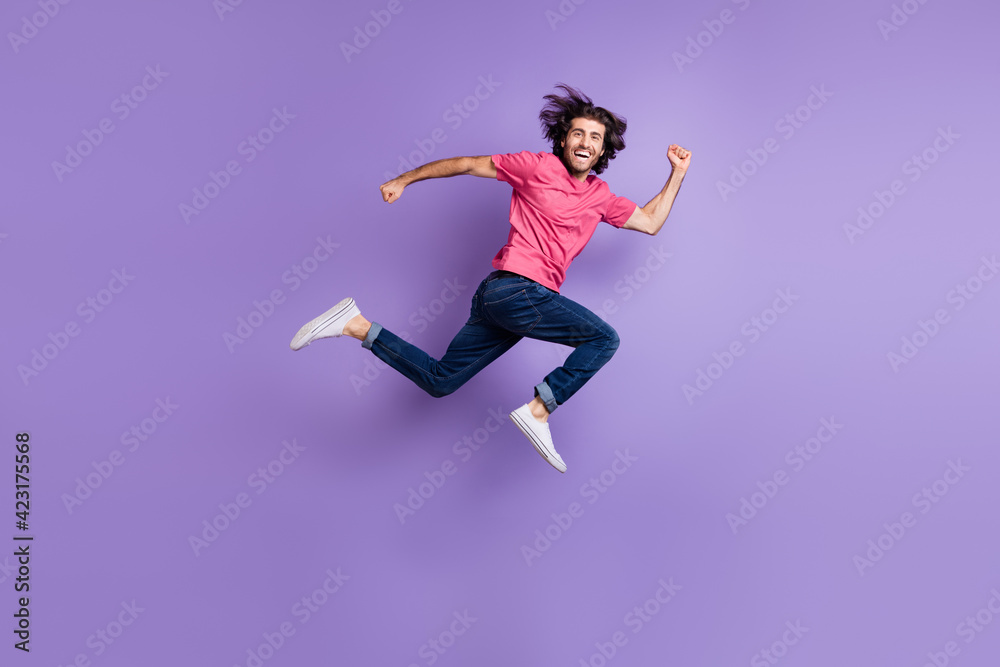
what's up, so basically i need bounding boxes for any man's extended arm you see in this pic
[380,155,497,203]
[621,144,691,235]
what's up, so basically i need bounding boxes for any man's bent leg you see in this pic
[527,395,550,423]
[485,280,619,414]
[535,307,619,411]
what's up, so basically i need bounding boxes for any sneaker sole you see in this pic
[510,410,566,473]
[290,297,355,350]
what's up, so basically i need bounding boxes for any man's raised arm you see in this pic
[622,144,691,235]
[380,155,497,203]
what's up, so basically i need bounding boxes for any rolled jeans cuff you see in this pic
[362,322,383,350]
[535,381,558,414]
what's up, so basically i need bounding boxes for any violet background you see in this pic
[3,0,999,665]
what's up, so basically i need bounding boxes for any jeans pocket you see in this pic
[466,277,492,325]
[483,288,541,334]
[467,294,483,325]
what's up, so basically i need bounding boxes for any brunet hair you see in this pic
[539,83,626,175]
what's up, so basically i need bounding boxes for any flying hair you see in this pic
[538,83,627,175]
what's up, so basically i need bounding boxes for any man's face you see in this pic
[560,117,606,178]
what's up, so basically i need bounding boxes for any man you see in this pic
[290,84,690,473]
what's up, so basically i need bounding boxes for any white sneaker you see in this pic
[510,404,566,473]
[290,297,360,351]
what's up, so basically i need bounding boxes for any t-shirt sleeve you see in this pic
[602,193,638,228]
[492,151,545,190]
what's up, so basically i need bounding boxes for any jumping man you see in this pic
[290,84,691,473]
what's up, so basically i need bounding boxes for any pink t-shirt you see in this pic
[491,151,637,292]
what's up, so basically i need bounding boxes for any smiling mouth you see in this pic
[573,150,591,161]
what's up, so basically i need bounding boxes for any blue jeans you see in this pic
[362,271,619,413]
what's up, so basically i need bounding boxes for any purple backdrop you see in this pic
[3,0,999,665]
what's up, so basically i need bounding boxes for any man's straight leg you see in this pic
[362,276,523,398]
